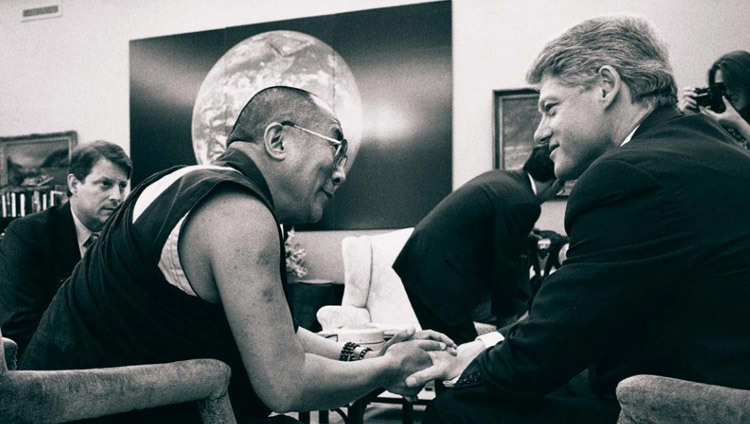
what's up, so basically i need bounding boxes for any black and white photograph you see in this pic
[1,1,749,423]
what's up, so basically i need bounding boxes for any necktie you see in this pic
[83,233,100,253]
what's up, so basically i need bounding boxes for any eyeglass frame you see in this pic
[280,121,348,168]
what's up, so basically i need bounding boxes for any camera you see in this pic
[694,82,726,113]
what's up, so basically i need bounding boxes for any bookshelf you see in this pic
[0,187,67,218]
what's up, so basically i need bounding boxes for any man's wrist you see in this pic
[383,353,409,388]
[362,347,378,359]
[475,331,504,348]
[443,332,504,387]
[353,345,373,360]
[340,343,375,361]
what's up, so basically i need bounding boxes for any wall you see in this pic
[451,0,749,239]
[2,0,749,280]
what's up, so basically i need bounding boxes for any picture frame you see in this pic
[493,88,540,171]
[493,88,573,197]
[0,131,77,189]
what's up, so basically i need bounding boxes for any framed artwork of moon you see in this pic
[130,1,452,230]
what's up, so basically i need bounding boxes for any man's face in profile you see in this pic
[534,75,611,181]
[287,112,348,224]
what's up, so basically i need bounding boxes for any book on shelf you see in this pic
[0,187,68,218]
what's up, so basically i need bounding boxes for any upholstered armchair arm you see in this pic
[316,305,371,330]
[2,337,17,371]
[616,374,750,424]
[0,359,236,424]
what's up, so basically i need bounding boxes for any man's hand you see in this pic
[404,339,488,388]
[382,339,447,398]
[374,327,457,358]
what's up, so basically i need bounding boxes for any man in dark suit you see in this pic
[394,146,561,344]
[0,140,131,355]
[406,16,750,423]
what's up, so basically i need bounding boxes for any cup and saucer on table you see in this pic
[319,323,419,349]
[319,324,386,349]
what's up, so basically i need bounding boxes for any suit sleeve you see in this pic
[453,159,699,400]
[0,220,51,353]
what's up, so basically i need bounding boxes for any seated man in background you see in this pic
[0,140,131,355]
[407,16,750,423]
[21,86,453,424]
[394,146,562,344]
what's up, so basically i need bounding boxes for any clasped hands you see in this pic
[378,328,482,400]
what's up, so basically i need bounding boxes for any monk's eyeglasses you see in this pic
[281,121,348,168]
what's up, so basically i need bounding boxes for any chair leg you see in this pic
[348,399,367,424]
[402,401,413,424]
[434,380,448,395]
[319,410,329,423]
[297,411,310,423]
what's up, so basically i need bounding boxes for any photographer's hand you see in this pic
[701,97,750,141]
[678,87,699,114]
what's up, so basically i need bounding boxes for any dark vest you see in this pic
[21,149,293,422]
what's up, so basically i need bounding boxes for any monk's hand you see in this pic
[375,327,457,358]
[405,339,488,388]
[383,339,447,397]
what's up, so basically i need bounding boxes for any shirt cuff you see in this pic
[443,332,504,387]
[476,331,504,347]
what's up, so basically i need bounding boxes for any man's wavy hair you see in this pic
[69,140,132,181]
[526,15,677,108]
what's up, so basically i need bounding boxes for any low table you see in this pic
[297,386,435,424]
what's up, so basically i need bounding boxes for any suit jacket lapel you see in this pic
[54,202,82,271]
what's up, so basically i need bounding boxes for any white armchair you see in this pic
[317,228,421,335]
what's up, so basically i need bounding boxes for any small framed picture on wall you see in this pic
[493,88,540,171]
[0,131,77,189]
[493,88,573,196]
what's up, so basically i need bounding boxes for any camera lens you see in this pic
[694,87,712,108]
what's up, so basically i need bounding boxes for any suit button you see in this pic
[458,372,480,385]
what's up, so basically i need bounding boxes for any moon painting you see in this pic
[130,1,451,230]
[191,30,363,167]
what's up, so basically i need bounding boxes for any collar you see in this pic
[70,205,96,257]
[619,125,639,147]
[212,148,275,209]
[622,106,682,147]
[525,172,538,195]
[632,106,682,139]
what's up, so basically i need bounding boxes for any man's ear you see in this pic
[67,173,80,195]
[597,65,622,109]
[263,122,287,161]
